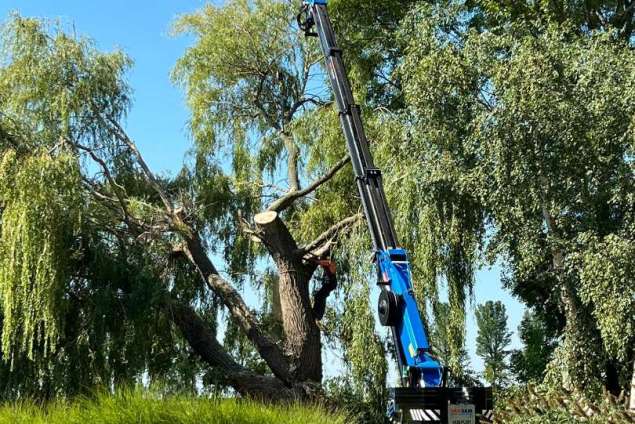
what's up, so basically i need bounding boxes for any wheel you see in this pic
[378,290,400,326]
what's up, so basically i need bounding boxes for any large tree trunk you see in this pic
[276,255,322,381]
[169,301,297,401]
[255,211,322,382]
[180,230,294,384]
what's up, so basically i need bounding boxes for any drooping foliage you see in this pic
[0,16,217,399]
[172,0,388,398]
[577,230,635,363]
[0,150,81,362]
[0,15,131,151]
[429,302,479,386]
[398,1,635,395]
[0,0,632,418]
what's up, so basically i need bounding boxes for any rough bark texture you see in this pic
[255,211,322,382]
[88,115,348,400]
[181,230,293,384]
[281,132,300,192]
[169,301,296,401]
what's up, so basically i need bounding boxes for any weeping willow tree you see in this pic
[0,149,82,363]
[4,0,631,418]
[0,3,388,405]
[0,16,216,399]
[371,113,484,379]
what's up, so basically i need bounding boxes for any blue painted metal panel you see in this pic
[377,249,443,387]
[305,0,327,5]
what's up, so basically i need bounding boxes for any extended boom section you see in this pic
[299,1,493,423]
[301,0,441,386]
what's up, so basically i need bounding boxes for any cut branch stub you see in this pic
[254,211,298,259]
[254,211,278,226]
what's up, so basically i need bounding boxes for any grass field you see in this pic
[0,389,348,424]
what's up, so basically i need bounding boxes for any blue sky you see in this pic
[1,0,525,379]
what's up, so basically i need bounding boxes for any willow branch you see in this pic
[167,300,295,400]
[103,116,174,214]
[181,231,293,383]
[299,213,362,258]
[267,154,350,213]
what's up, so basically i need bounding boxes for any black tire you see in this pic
[378,290,400,326]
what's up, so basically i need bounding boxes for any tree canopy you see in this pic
[0,0,633,421]
[475,301,512,388]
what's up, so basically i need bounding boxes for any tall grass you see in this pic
[0,388,347,424]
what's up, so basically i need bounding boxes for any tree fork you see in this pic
[254,211,322,382]
[168,301,297,401]
[180,230,293,384]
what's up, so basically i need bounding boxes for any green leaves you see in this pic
[398,3,635,392]
[475,301,512,388]
[510,310,556,383]
[0,149,82,363]
[0,15,131,152]
[577,231,635,361]
[172,0,317,153]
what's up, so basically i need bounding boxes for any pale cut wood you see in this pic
[254,210,278,225]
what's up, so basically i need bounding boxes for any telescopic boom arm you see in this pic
[298,0,443,389]
[298,2,495,422]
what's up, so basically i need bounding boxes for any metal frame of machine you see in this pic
[297,1,494,422]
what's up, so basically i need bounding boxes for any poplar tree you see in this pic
[475,301,512,388]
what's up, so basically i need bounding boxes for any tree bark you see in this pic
[180,230,293,384]
[281,132,300,192]
[266,155,350,213]
[168,301,297,401]
[255,211,322,382]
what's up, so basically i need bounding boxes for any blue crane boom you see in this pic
[297,1,494,423]
[299,0,442,388]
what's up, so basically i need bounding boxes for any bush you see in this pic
[497,385,635,423]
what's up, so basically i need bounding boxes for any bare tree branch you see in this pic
[87,104,173,214]
[104,116,175,214]
[168,300,297,400]
[181,231,293,384]
[75,143,127,203]
[287,97,331,121]
[86,111,293,383]
[299,213,362,258]
[267,154,350,212]
[281,132,301,192]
